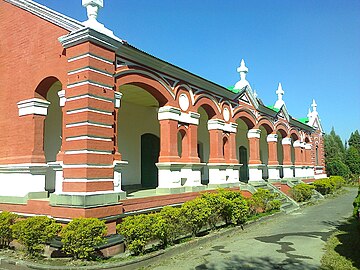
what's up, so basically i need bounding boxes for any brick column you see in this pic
[185,124,200,163]
[267,133,279,165]
[208,129,225,163]
[293,140,303,166]
[248,129,262,164]
[282,137,293,166]
[158,119,180,162]
[226,132,238,164]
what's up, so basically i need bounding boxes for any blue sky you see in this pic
[36,0,360,141]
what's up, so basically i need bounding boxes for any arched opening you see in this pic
[118,84,160,191]
[42,79,62,194]
[315,145,319,166]
[290,133,299,177]
[197,106,211,184]
[235,118,251,182]
[277,129,287,178]
[259,125,269,179]
[223,136,229,161]
[177,131,183,158]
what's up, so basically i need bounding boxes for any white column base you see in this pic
[283,165,295,178]
[48,161,63,194]
[207,163,241,187]
[180,163,206,191]
[0,163,47,197]
[113,161,128,198]
[268,165,281,180]
[304,166,314,178]
[295,165,306,178]
[248,164,265,183]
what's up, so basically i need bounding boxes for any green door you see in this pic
[141,133,160,188]
[239,146,249,182]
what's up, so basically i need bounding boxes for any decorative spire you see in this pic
[307,108,312,118]
[234,59,250,90]
[274,82,285,109]
[82,0,103,22]
[81,0,121,41]
[311,99,317,112]
[253,89,258,98]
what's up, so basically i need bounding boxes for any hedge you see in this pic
[290,183,315,202]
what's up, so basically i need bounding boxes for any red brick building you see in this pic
[0,0,325,236]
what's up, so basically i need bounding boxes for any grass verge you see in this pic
[320,217,360,270]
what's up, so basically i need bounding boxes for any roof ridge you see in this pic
[4,0,84,32]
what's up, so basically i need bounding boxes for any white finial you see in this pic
[253,89,258,98]
[82,0,103,22]
[274,83,285,109]
[234,59,250,90]
[81,0,121,42]
[311,99,317,112]
[307,108,312,118]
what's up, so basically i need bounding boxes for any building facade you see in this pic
[0,0,326,233]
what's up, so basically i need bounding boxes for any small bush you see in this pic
[312,178,335,195]
[201,192,222,229]
[353,188,360,218]
[117,213,156,255]
[152,206,184,248]
[0,211,18,248]
[231,197,249,225]
[61,218,107,260]
[329,176,345,190]
[181,197,211,236]
[290,183,315,202]
[247,188,280,214]
[12,216,61,257]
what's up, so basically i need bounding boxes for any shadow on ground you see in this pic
[194,255,317,270]
[329,217,360,269]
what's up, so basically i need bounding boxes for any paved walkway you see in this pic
[146,188,358,270]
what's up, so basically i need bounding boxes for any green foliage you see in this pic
[117,213,155,255]
[12,216,61,257]
[345,146,360,175]
[152,206,183,248]
[312,176,344,195]
[61,218,107,260]
[326,159,350,178]
[348,130,360,153]
[181,197,211,236]
[324,128,346,162]
[290,183,315,202]
[0,212,18,248]
[201,189,249,226]
[353,188,360,217]
[247,188,280,214]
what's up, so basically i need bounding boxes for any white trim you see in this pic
[66,94,113,103]
[267,134,278,142]
[207,119,237,133]
[62,164,113,168]
[68,67,113,77]
[63,178,113,182]
[293,140,302,148]
[66,136,112,142]
[17,98,50,116]
[66,108,112,116]
[65,150,112,155]
[247,129,261,139]
[66,121,112,128]
[67,81,113,91]
[68,53,113,65]
[58,90,66,107]
[282,137,292,145]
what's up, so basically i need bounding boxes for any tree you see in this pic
[324,127,346,162]
[345,146,360,175]
[348,130,360,153]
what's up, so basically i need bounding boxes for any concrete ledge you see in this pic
[49,192,124,208]
[0,191,48,204]
[184,185,206,192]
[155,187,186,195]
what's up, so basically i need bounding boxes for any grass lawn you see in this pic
[320,217,360,270]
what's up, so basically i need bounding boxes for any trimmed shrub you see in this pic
[247,188,280,214]
[201,192,222,229]
[152,206,183,248]
[312,178,335,195]
[61,218,107,260]
[117,213,156,255]
[290,183,315,202]
[353,188,360,218]
[231,197,249,225]
[329,176,345,190]
[0,211,18,248]
[181,197,211,236]
[12,216,61,257]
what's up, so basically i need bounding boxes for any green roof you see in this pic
[227,86,241,94]
[266,105,280,113]
[297,117,309,124]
